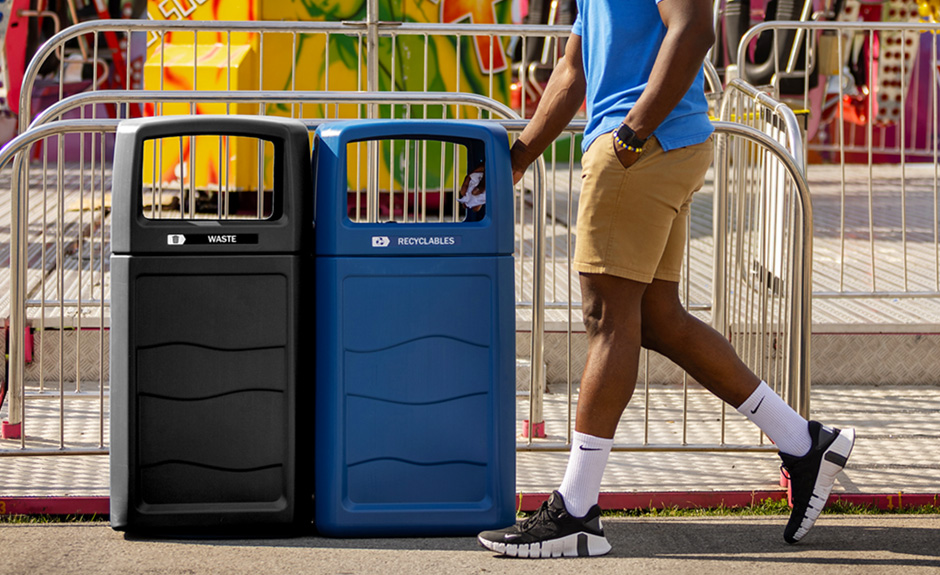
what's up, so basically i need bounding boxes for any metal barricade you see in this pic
[733,21,940,305]
[1,112,811,460]
[2,17,810,466]
[0,92,551,456]
[716,78,810,418]
[515,119,812,452]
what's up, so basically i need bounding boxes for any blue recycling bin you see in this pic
[109,115,313,532]
[313,120,515,536]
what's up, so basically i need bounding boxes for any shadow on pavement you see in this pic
[120,515,940,568]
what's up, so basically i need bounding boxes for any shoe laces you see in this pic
[519,500,557,532]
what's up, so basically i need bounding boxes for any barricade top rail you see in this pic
[24,88,596,138]
[28,90,524,131]
[26,18,574,34]
[0,118,121,169]
[741,20,940,32]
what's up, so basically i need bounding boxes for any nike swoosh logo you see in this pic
[750,397,765,415]
[579,445,602,451]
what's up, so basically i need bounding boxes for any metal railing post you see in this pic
[528,157,547,439]
[366,0,380,221]
[712,132,729,337]
[6,151,29,441]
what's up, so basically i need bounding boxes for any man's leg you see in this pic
[554,273,647,520]
[478,273,644,558]
[638,279,810,454]
[573,273,648,438]
[639,278,855,544]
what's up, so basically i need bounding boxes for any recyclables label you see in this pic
[371,235,460,248]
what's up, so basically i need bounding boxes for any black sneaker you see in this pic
[780,420,856,544]
[477,491,612,558]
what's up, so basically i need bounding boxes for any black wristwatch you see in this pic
[612,123,650,154]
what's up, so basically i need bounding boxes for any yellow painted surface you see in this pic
[144,0,512,194]
[143,43,266,190]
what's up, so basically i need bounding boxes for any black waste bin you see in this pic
[109,115,312,532]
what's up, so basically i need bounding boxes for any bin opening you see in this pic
[140,134,278,221]
[344,137,485,225]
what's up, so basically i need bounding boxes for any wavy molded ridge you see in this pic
[138,342,286,353]
[346,391,486,407]
[345,333,487,354]
[139,388,284,402]
[139,460,283,473]
[348,457,486,468]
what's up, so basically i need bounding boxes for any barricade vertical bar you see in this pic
[528,158,546,440]
[57,133,65,446]
[6,152,28,442]
[712,127,729,337]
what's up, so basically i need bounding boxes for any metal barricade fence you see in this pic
[1,18,807,462]
[1,114,810,459]
[0,93,552,455]
[733,21,940,303]
[716,78,810,418]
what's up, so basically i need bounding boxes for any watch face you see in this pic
[616,124,636,145]
[616,124,645,150]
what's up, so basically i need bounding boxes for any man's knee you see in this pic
[640,301,690,353]
[580,273,645,339]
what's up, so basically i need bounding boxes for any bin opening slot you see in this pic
[140,135,278,221]
[345,137,485,225]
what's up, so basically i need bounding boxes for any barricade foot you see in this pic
[522,420,546,438]
[2,421,22,439]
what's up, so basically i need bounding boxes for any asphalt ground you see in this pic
[2,515,938,575]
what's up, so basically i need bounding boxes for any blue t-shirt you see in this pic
[572,0,713,152]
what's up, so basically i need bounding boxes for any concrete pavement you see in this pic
[2,515,939,574]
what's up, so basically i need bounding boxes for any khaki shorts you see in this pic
[574,133,714,283]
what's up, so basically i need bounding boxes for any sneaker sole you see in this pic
[788,427,856,543]
[478,532,612,558]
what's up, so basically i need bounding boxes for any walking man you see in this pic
[474,0,855,558]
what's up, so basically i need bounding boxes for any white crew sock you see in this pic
[557,431,614,518]
[736,381,812,457]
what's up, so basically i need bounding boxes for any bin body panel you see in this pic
[314,255,515,536]
[110,255,309,530]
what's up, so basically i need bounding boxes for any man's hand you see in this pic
[612,132,642,170]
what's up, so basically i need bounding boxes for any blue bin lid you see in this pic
[313,120,513,257]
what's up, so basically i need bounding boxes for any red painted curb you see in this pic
[516,491,940,513]
[0,497,109,516]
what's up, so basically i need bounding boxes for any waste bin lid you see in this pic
[111,115,312,255]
